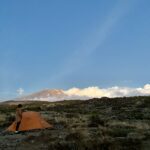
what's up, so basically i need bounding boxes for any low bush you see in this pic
[88,114,105,127]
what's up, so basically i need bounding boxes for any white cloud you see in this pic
[17,88,24,96]
[64,84,150,98]
[15,84,150,102]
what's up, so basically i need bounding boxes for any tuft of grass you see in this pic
[88,114,105,127]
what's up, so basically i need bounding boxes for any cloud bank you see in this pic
[12,84,150,102]
[64,84,150,98]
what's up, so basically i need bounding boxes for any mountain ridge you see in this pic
[16,89,89,101]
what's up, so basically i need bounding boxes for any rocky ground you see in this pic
[0,96,150,150]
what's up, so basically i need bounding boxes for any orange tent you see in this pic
[7,111,53,131]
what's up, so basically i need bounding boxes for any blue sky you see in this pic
[0,0,150,99]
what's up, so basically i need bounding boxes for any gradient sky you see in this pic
[0,0,150,99]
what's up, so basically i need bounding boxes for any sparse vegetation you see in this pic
[0,96,150,149]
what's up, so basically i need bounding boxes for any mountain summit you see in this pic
[16,88,90,101]
[17,89,68,101]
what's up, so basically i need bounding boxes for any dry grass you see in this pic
[0,96,150,149]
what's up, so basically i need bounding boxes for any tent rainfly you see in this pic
[7,111,52,131]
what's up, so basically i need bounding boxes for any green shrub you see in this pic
[88,114,105,127]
